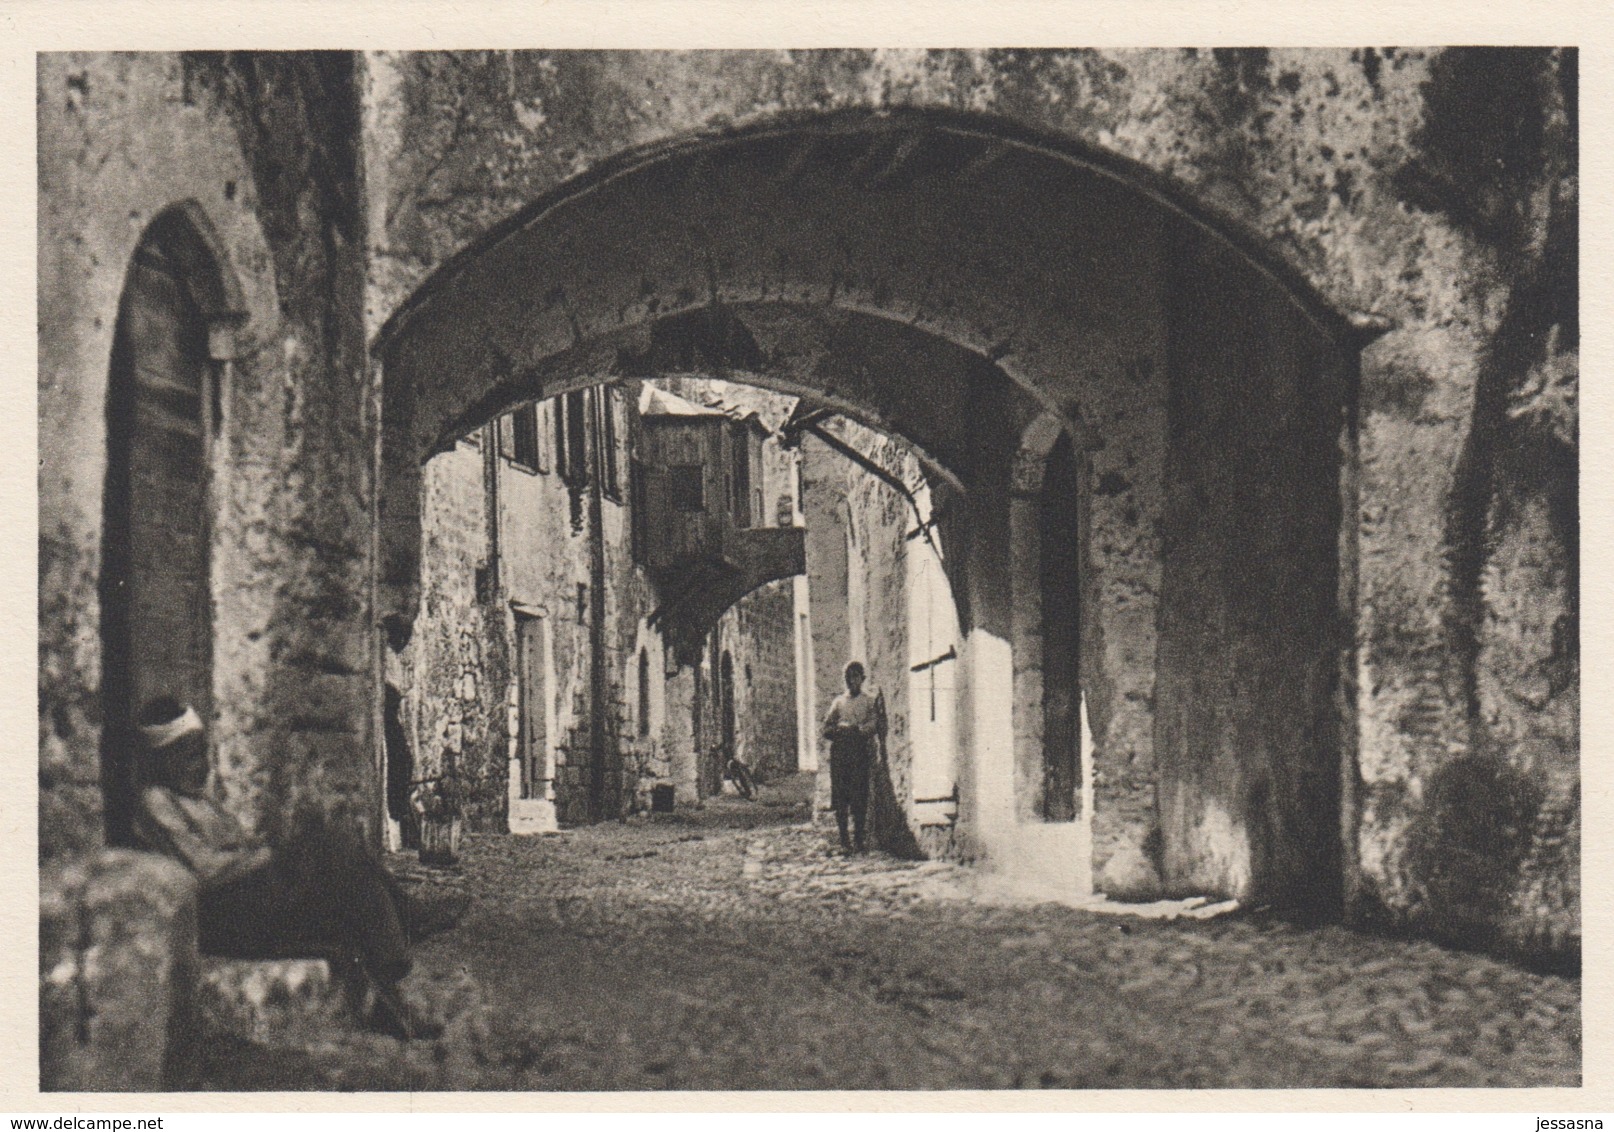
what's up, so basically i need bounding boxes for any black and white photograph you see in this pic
[30,13,1586,1102]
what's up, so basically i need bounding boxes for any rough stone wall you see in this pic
[1156,228,1349,909]
[1056,300,1168,898]
[715,582,799,781]
[659,664,699,806]
[404,379,808,824]
[402,439,511,828]
[599,429,660,816]
[1354,50,1578,962]
[849,430,922,850]
[802,435,852,773]
[405,399,648,828]
[39,51,374,856]
[620,622,678,810]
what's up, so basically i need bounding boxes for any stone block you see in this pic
[41,850,198,1091]
[400,965,484,1037]
[508,797,559,834]
[39,781,106,863]
[196,958,354,1046]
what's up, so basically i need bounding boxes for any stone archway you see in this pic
[374,107,1360,909]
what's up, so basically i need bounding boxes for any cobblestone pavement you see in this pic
[194,779,1580,1091]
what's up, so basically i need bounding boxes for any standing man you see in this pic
[822,661,887,854]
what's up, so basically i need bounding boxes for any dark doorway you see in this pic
[516,612,548,799]
[1039,433,1081,822]
[637,647,651,737]
[718,650,737,787]
[99,215,216,844]
[693,653,708,798]
[383,683,417,847]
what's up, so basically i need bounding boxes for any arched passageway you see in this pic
[375,107,1359,909]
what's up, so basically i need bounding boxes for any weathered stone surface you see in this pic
[40,850,198,1091]
[1154,228,1349,910]
[196,958,354,1046]
[39,51,378,852]
[363,48,1576,962]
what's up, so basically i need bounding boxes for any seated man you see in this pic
[130,696,429,1038]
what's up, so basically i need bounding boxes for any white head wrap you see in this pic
[138,705,203,750]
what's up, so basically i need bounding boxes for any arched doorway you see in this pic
[1038,433,1081,823]
[1005,413,1092,895]
[374,107,1360,909]
[383,683,416,846]
[718,650,737,788]
[99,204,243,844]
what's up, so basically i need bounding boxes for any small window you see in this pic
[638,647,651,737]
[563,390,589,484]
[598,387,621,501]
[508,403,541,472]
[630,459,648,563]
[670,466,704,512]
[576,583,588,625]
[551,395,568,474]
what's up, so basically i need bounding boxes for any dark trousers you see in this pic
[196,821,411,985]
[829,733,872,849]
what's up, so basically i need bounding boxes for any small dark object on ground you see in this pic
[418,816,463,866]
[406,892,471,943]
[726,758,757,800]
[366,981,443,1043]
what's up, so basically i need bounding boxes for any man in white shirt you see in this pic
[821,662,886,853]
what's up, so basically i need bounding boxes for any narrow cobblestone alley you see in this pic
[192,776,1579,1092]
[36,47,1586,1102]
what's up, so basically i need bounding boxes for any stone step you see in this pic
[40,849,197,1091]
[197,958,355,1046]
[197,955,489,1050]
